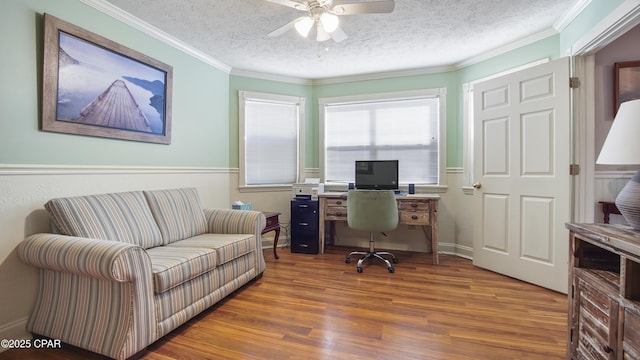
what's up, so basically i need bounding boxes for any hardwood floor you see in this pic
[0,247,568,359]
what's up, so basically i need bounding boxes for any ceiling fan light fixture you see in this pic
[294,17,314,37]
[319,12,339,33]
[316,23,331,41]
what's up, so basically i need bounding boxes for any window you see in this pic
[239,91,305,188]
[320,89,446,187]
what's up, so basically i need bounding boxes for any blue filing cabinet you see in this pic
[290,198,319,254]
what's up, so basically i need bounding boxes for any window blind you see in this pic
[244,99,299,185]
[324,97,439,184]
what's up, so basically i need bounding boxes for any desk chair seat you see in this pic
[345,190,399,273]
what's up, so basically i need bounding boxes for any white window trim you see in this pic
[238,90,305,191]
[319,88,447,192]
[462,59,549,195]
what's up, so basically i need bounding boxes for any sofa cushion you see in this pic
[167,234,255,266]
[146,246,217,294]
[144,188,207,244]
[45,191,163,249]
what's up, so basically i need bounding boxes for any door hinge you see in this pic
[570,164,580,175]
[570,77,580,88]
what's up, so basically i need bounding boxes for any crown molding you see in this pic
[230,68,313,85]
[554,0,592,32]
[454,27,559,70]
[570,0,640,55]
[79,0,232,73]
[310,65,457,85]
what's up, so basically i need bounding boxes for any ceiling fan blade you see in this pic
[330,26,348,43]
[333,0,395,15]
[264,0,308,11]
[267,17,307,37]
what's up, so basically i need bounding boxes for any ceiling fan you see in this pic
[266,0,395,43]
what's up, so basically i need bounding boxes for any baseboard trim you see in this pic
[0,316,30,353]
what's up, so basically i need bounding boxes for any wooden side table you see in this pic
[261,212,281,259]
[599,201,621,224]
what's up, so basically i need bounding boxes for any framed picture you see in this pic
[42,14,173,144]
[614,60,640,116]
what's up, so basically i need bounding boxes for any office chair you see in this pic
[345,190,399,273]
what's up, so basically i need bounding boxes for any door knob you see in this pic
[473,182,482,189]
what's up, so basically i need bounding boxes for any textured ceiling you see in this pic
[103,0,582,80]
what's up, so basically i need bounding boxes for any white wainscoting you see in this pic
[0,165,235,345]
[0,165,468,346]
[593,170,635,225]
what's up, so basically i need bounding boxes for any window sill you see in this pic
[238,184,292,193]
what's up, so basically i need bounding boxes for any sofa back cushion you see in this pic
[143,188,207,244]
[45,191,163,249]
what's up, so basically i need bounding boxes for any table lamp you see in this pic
[596,99,640,230]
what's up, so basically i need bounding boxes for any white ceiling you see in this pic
[102,0,584,80]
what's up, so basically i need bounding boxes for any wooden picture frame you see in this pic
[42,14,173,144]
[614,60,640,116]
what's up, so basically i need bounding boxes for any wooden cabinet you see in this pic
[566,223,640,360]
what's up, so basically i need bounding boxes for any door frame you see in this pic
[570,1,640,223]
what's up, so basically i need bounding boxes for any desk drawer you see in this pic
[400,211,430,225]
[398,200,430,212]
[326,198,347,207]
[325,206,347,220]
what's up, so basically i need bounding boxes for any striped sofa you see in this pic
[18,188,266,359]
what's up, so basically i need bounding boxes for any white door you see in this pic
[472,57,571,293]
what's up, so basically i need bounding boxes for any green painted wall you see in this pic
[230,35,561,170]
[0,0,231,167]
[1,0,631,170]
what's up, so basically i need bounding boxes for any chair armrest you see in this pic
[18,233,150,282]
[204,209,266,235]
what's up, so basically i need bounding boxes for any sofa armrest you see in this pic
[18,233,156,359]
[204,209,267,275]
[204,209,266,235]
[18,233,149,282]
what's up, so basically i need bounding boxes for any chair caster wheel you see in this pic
[392,258,399,264]
[345,257,351,264]
[388,267,394,273]
[357,267,363,273]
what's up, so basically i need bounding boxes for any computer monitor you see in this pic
[355,160,399,190]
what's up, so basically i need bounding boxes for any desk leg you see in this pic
[319,198,326,254]
[433,207,438,265]
[272,227,281,260]
[421,226,438,265]
[319,221,325,255]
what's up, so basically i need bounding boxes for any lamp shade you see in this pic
[597,98,640,230]
[597,99,640,165]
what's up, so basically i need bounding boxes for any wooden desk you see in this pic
[318,192,440,264]
[261,211,281,259]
